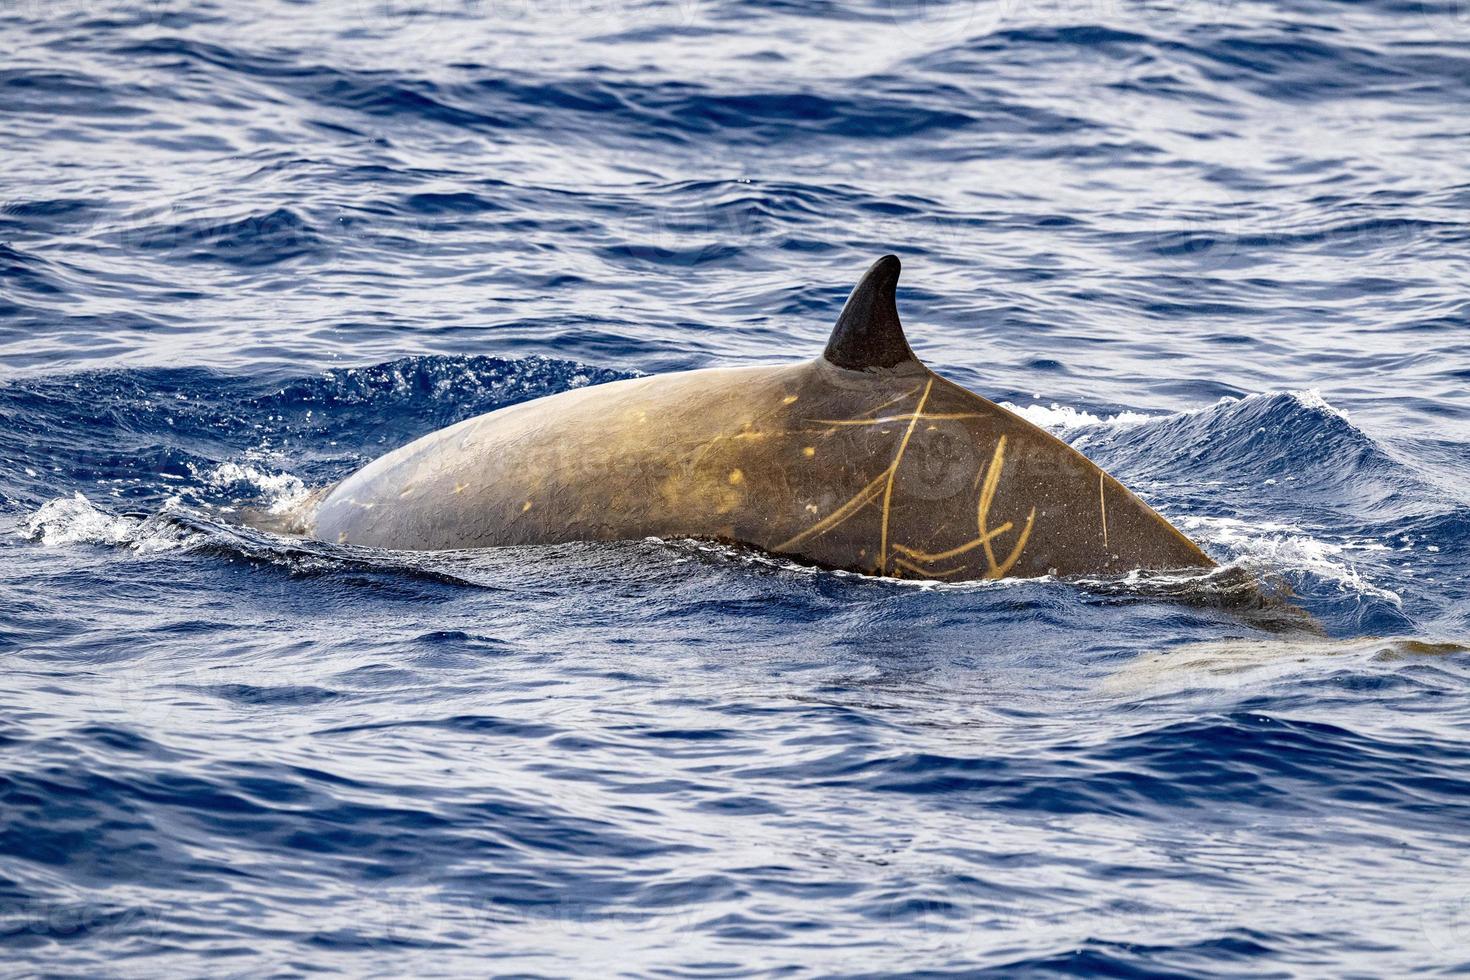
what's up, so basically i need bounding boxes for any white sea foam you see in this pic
[1290,387,1352,422]
[198,461,310,515]
[21,493,135,547]
[1178,515,1401,604]
[999,401,1156,435]
[20,493,202,553]
[1002,388,1354,437]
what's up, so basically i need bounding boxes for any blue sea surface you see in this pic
[3,0,1470,975]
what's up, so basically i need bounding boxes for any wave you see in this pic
[794,708,1470,830]
[120,207,325,269]
[1000,389,1447,620]
[102,35,1011,146]
[16,492,495,588]
[908,17,1470,107]
[1017,389,1425,512]
[1002,399,1160,433]
[1176,515,1402,605]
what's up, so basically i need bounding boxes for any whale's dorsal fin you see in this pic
[823,254,919,371]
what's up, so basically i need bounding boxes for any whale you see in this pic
[303,256,1215,581]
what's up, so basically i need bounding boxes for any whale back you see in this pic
[309,257,1214,579]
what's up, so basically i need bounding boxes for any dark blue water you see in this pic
[4,0,1470,974]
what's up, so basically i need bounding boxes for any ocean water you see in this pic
[3,0,1470,974]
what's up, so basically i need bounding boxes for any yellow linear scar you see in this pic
[853,384,923,420]
[775,384,933,553]
[807,412,985,426]
[1098,471,1108,549]
[976,435,1036,579]
[689,427,789,467]
[878,379,934,573]
[774,467,892,551]
[892,556,965,579]
[893,522,1014,564]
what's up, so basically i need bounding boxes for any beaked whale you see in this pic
[303,256,1215,581]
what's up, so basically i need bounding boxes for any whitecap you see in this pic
[1178,514,1401,604]
[197,461,310,515]
[1002,387,1355,439]
[20,493,203,553]
[999,401,1157,435]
